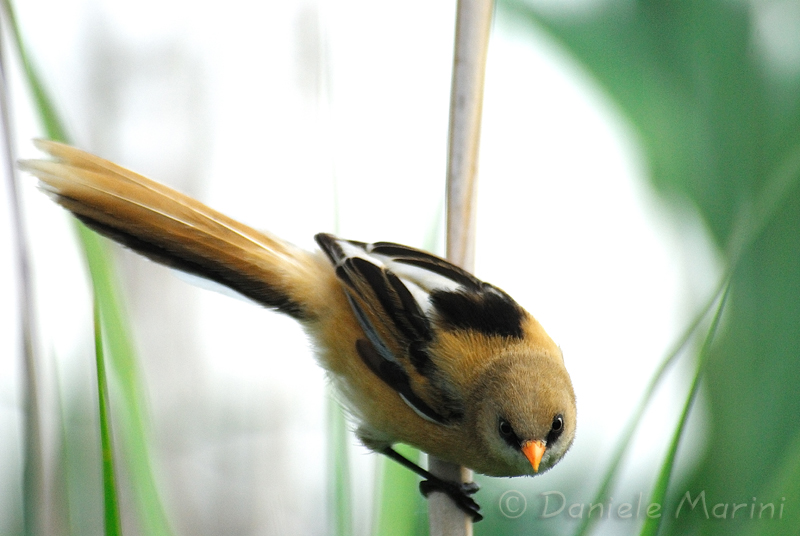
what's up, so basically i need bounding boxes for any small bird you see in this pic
[21,140,576,521]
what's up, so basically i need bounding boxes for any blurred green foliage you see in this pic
[374,445,429,535]
[6,0,174,532]
[501,0,800,534]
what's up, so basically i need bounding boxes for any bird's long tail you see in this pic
[20,139,322,320]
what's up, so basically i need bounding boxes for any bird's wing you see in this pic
[365,239,527,340]
[315,233,470,425]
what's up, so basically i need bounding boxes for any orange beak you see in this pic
[521,440,546,472]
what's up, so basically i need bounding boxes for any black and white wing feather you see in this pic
[315,233,527,426]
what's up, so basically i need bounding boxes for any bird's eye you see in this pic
[546,414,564,446]
[552,415,563,432]
[498,418,521,449]
[499,418,514,438]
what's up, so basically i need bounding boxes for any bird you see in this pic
[20,139,577,522]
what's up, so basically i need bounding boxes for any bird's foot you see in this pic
[419,478,482,522]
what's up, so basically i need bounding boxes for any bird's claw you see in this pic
[419,478,483,522]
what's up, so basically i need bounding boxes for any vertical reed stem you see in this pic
[429,0,493,534]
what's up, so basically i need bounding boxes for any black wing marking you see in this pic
[347,257,433,345]
[368,241,482,289]
[317,233,435,369]
[318,233,527,340]
[364,238,526,340]
[346,295,397,364]
[386,270,432,340]
[355,340,448,424]
[430,286,525,339]
[316,232,347,264]
[315,233,464,423]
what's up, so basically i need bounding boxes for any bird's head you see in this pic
[470,345,576,477]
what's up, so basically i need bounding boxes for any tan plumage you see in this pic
[21,140,577,521]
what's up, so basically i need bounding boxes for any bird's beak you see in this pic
[521,440,546,472]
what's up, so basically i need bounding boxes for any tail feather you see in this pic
[21,139,317,320]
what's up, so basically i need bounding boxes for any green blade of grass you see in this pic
[639,279,730,536]
[77,227,173,535]
[573,274,727,536]
[93,298,123,536]
[639,144,800,536]
[578,142,800,536]
[5,1,174,533]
